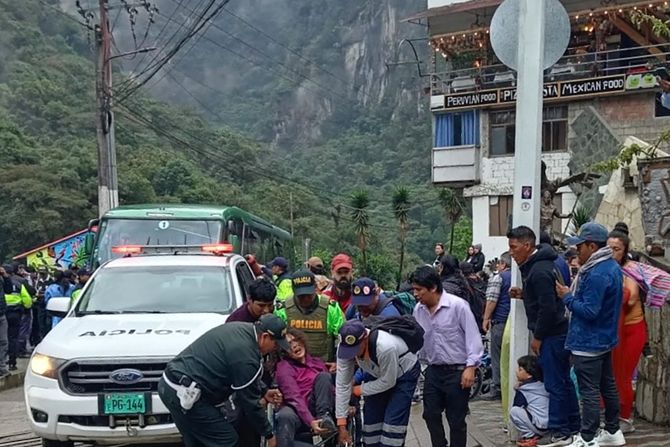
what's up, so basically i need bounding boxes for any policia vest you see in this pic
[284,295,333,362]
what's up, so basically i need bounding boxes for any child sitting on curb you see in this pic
[510,355,550,447]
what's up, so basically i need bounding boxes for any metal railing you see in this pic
[431,42,670,95]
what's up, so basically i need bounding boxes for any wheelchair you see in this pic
[262,404,361,447]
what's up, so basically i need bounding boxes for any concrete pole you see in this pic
[96,0,119,217]
[508,0,545,434]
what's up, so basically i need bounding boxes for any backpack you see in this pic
[623,261,670,308]
[363,315,425,364]
[384,291,417,315]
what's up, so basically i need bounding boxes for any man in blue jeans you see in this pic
[556,223,625,447]
[508,226,580,447]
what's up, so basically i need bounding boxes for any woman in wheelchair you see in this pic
[275,329,338,447]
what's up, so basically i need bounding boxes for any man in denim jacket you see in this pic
[555,223,625,447]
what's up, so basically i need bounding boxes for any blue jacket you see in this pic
[345,293,401,320]
[45,283,75,327]
[563,258,623,353]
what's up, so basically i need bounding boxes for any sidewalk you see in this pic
[406,398,670,447]
[0,358,28,392]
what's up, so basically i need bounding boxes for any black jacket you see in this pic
[469,252,485,272]
[519,244,569,340]
[0,276,11,315]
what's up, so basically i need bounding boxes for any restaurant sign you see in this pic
[433,72,657,111]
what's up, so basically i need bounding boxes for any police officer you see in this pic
[269,257,293,302]
[276,269,344,363]
[3,264,32,371]
[158,314,289,447]
[71,269,92,302]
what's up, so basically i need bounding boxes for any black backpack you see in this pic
[363,315,425,364]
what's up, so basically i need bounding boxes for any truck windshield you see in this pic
[76,266,234,314]
[95,219,223,265]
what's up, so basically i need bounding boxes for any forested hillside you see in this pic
[0,0,472,287]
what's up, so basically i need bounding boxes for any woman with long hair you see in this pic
[607,231,647,434]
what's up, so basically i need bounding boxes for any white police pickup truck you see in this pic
[25,245,255,446]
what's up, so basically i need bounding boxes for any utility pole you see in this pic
[289,192,295,237]
[96,0,119,217]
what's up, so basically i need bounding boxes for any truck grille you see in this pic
[60,359,168,395]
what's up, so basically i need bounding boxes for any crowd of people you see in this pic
[1,222,660,447]
[161,218,661,447]
[0,263,90,378]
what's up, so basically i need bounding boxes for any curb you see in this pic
[0,359,28,393]
[0,369,25,392]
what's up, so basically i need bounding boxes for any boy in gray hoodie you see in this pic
[510,355,550,447]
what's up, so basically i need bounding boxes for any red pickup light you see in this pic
[112,245,143,255]
[201,243,234,254]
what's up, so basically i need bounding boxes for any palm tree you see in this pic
[350,189,370,275]
[392,187,410,290]
[438,188,464,252]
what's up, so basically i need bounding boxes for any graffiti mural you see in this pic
[15,229,92,270]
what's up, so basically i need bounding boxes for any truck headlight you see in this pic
[30,354,66,379]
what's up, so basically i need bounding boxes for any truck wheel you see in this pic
[42,439,74,447]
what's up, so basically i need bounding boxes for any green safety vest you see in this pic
[5,283,32,309]
[283,295,333,362]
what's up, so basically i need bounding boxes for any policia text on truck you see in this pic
[157,314,289,447]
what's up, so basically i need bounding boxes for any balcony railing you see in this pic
[431,42,670,95]
[432,144,480,186]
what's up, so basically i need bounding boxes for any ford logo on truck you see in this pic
[109,368,144,385]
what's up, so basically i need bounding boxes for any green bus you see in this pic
[88,204,292,267]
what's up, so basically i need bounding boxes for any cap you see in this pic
[292,269,316,296]
[331,253,353,272]
[337,320,367,360]
[77,268,92,278]
[567,222,609,246]
[307,256,324,269]
[351,277,376,306]
[257,314,289,351]
[269,257,288,270]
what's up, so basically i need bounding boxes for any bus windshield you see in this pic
[94,219,223,265]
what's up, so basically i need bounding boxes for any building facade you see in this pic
[407,0,670,257]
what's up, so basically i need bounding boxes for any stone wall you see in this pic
[568,93,670,211]
[636,304,670,425]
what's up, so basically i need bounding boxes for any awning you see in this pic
[402,0,502,23]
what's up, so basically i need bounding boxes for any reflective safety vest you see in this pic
[5,280,32,309]
[284,295,333,362]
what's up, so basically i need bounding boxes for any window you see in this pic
[236,262,255,301]
[655,92,670,118]
[489,196,513,237]
[489,106,568,156]
[434,111,480,147]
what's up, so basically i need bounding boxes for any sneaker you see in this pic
[319,414,337,435]
[518,436,542,447]
[618,419,635,434]
[538,434,574,447]
[566,434,598,447]
[595,429,625,447]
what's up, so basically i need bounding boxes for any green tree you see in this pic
[392,186,410,290]
[350,189,370,275]
[438,188,465,253]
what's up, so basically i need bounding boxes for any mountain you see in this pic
[0,0,472,286]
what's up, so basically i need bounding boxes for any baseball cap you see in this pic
[291,269,316,296]
[257,314,289,351]
[567,222,609,246]
[269,257,288,270]
[351,277,376,306]
[77,268,92,278]
[331,253,353,272]
[337,320,368,360]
